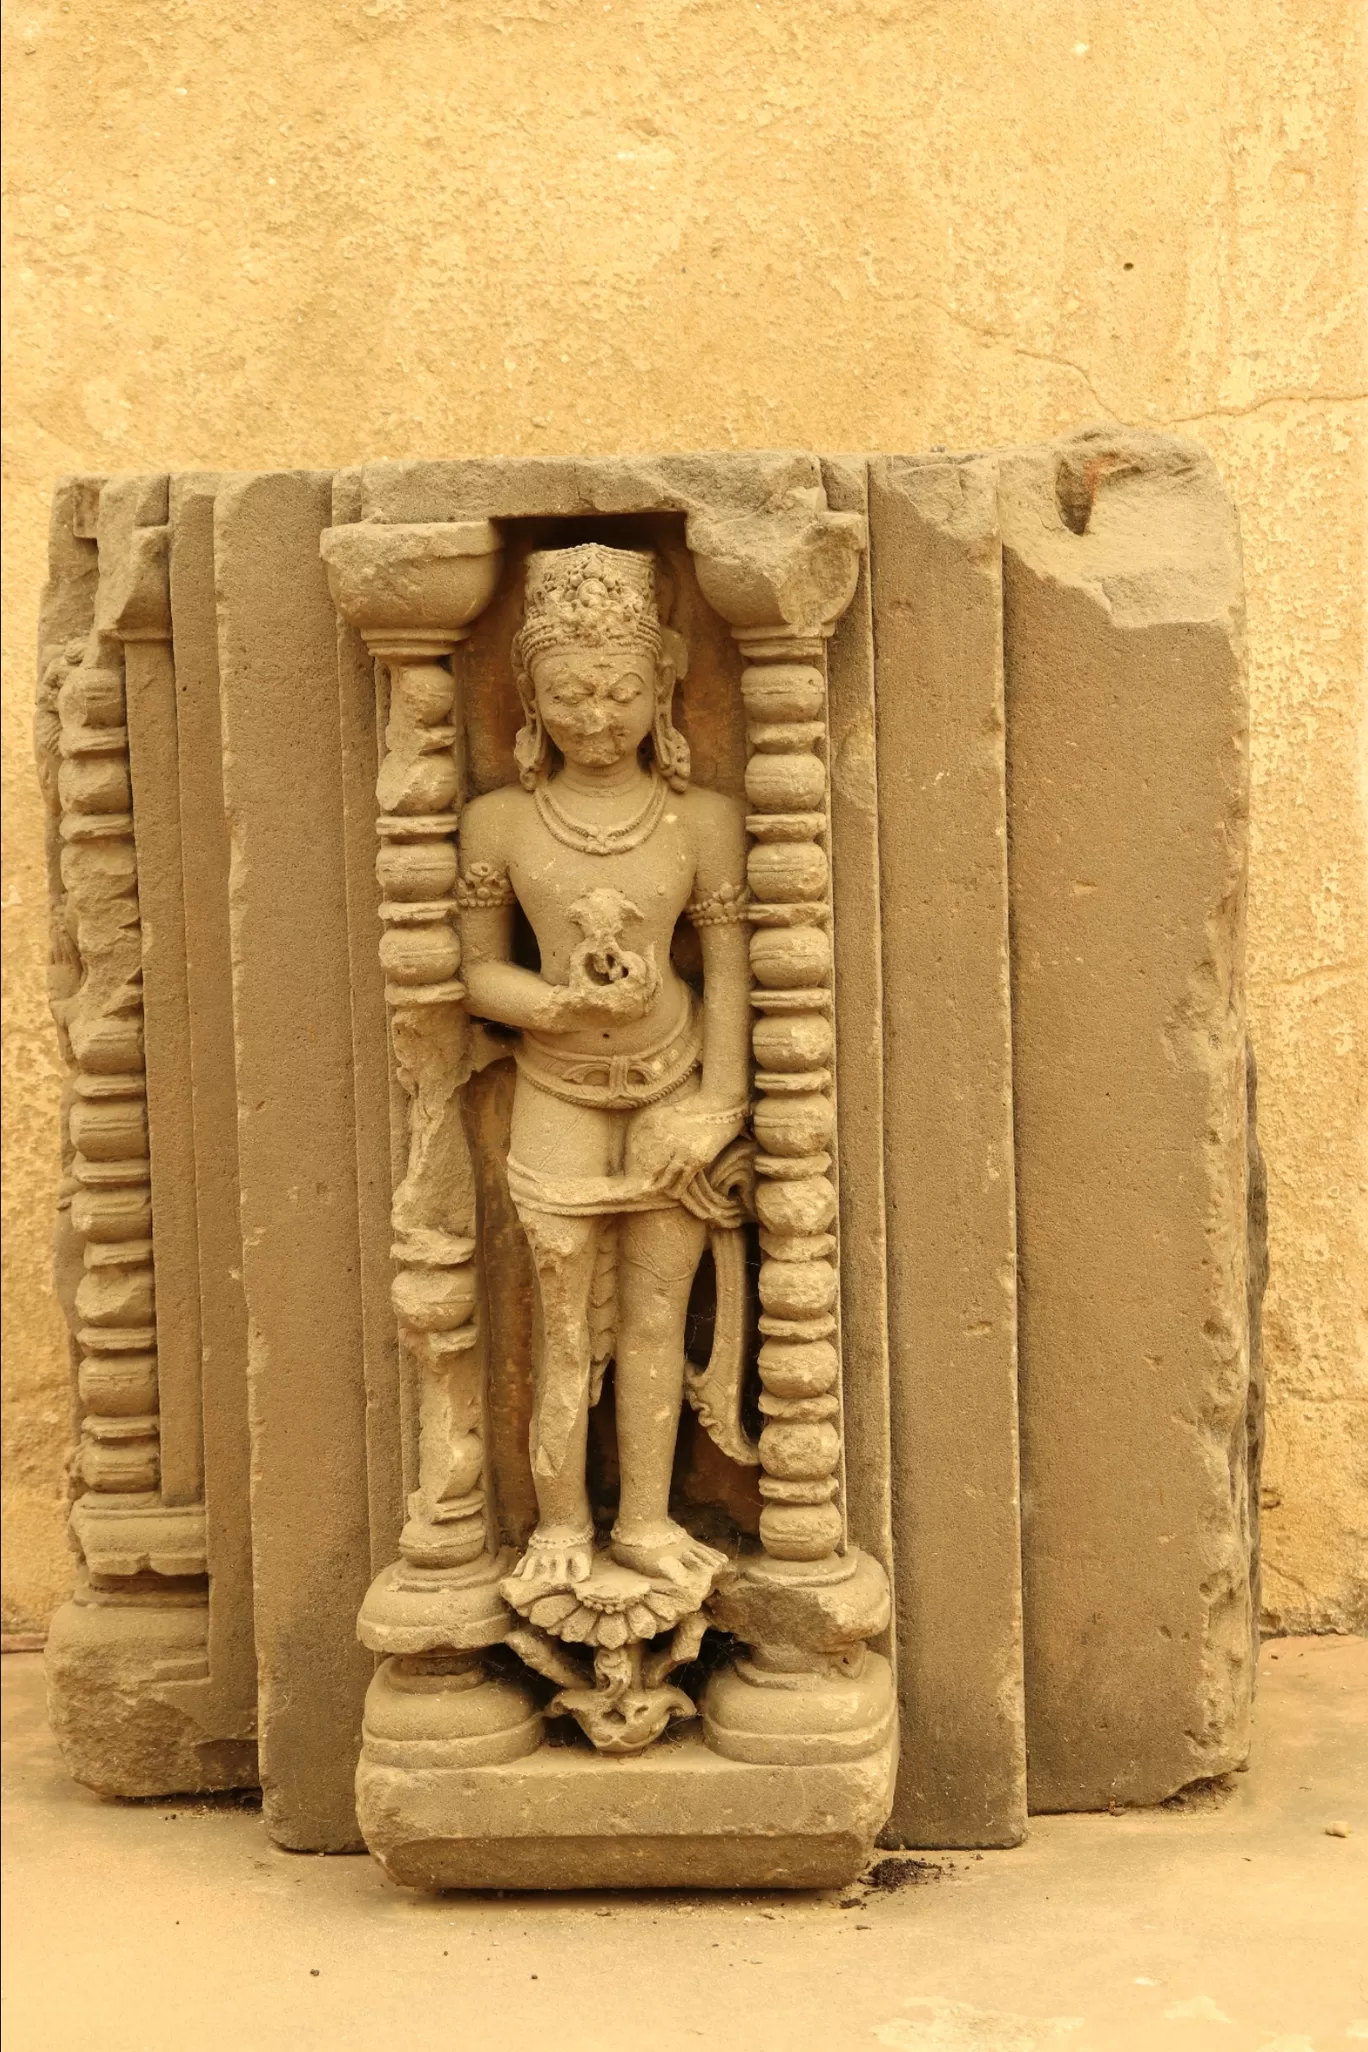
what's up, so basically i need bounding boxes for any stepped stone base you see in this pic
[357,1719,897,1892]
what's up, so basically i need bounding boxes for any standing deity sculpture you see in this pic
[458,543,757,1748]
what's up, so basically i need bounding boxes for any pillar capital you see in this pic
[686,495,865,649]
[320,519,503,659]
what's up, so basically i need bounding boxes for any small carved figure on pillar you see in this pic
[459,543,757,1749]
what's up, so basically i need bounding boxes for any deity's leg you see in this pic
[519,1208,601,1542]
[508,1085,616,1578]
[611,1204,711,1580]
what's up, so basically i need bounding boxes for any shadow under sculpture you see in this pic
[324,522,894,1889]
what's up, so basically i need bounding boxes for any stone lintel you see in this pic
[346,450,833,524]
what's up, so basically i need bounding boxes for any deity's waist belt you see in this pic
[514,989,701,1111]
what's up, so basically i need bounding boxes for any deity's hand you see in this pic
[544,943,660,1031]
[628,1096,747,1196]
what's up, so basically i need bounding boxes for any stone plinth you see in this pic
[359,1694,897,1892]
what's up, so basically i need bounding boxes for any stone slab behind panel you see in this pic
[159,474,258,1753]
[215,471,373,1850]
[867,454,1028,1849]
[1000,431,1254,1809]
[42,473,256,1800]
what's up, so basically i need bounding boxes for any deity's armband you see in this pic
[456,862,518,912]
[685,880,750,930]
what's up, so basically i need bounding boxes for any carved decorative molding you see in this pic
[58,640,161,1504]
[324,521,502,1574]
[42,500,208,1585]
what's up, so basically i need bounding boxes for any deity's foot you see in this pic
[609,1519,727,1588]
[504,1525,595,1591]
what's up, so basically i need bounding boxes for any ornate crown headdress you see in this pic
[511,543,691,792]
[515,544,663,670]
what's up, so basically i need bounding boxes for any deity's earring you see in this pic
[652,632,691,790]
[515,695,548,789]
[651,680,690,789]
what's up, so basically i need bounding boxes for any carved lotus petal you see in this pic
[502,1544,718,1650]
[527,1592,580,1630]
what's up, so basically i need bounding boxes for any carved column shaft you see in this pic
[59,647,162,1512]
[374,637,486,1571]
[742,642,844,1565]
[41,476,214,1633]
[321,518,506,1610]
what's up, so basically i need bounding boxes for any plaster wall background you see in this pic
[2,0,1363,1638]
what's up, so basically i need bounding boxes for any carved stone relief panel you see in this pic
[322,463,896,1885]
[35,435,1259,1890]
[39,474,256,1799]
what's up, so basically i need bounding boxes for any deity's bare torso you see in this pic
[466,778,741,1052]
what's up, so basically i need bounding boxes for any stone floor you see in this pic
[2,1636,1364,2052]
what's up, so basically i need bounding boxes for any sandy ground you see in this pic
[2,1636,1364,2052]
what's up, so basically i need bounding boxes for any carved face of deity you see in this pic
[530,647,658,772]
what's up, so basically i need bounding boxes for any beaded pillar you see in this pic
[742,641,845,1567]
[322,521,539,1714]
[58,644,163,1519]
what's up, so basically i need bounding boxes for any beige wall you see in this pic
[3,0,1363,1637]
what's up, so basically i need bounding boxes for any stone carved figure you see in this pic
[459,544,756,1750]
[324,479,894,1883]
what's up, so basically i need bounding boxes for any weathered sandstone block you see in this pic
[1000,429,1255,1808]
[867,453,1027,1848]
[214,473,374,1850]
[36,437,1258,1883]
[160,474,257,1754]
[39,473,255,1799]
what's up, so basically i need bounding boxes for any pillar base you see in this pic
[702,1650,896,1765]
[45,1588,258,1799]
[361,1653,543,1771]
[357,1551,512,1657]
